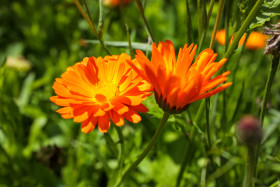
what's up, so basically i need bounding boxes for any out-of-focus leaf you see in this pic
[16,72,35,109]
[23,117,48,157]
[249,0,280,30]
[85,40,152,51]
[151,155,179,186]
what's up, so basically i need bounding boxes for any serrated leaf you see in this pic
[249,0,280,30]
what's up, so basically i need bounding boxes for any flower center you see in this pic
[91,80,120,103]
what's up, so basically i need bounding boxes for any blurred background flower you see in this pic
[103,0,132,7]
[215,29,269,50]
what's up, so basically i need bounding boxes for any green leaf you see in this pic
[249,0,280,30]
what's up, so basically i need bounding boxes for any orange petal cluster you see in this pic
[50,53,152,133]
[215,29,269,50]
[103,0,132,7]
[127,40,232,114]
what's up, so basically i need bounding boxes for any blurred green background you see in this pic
[1,0,280,186]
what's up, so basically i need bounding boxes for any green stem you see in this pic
[135,0,155,42]
[74,0,111,55]
[224,0,232,53]
[115,126,125,172]
[259,56,279,126]
[205,98,211,149]
[104,133,118,156]
[185,0,193,44]
[176,101,205,187]
[244,146,257,187]
[207,0,215,23]
[255,56,280,178]
[115,112,170,187]
[197,0,207,41]
[209,0,224,49]
[125,24,133,56]
[224,0,264,58]
[98,0,104,35]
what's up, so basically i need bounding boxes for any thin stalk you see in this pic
[224,0,232,52]
[244,146,257,187]
[125,24,133,56]
[207,0,215,23]
[115,126,125,172]
[197,0,218,53]
[98,0,103,35]
[224,0,264,58]
[197,0,207,41]
[221,0,232,132]
[209,0,224,49]
[81,0,93,22]
[186,0,193,44]
[197,0,215,50]
[74,0,97,35]
[74,0,111,55]
[104,133,118,156]
[176,101,205,187]
[115,112,170,187]
[135,0,155,42]
[255,56,280,178]
[205,98,211,149]
[259,57,279,126]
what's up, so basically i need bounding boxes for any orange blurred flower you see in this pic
[103,0,132,7]
[215,29,269,50]
[127,40,232,114]
[50,53,152,133]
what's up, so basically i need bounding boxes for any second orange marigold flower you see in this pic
[127,40,232,114]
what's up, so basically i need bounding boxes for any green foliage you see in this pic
[1,0,280,187]
[249,0,280,29]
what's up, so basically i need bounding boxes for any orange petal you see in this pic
[81,117,98,133]
[109,111,124,126]
[123,109,141,123]
[98,113,111,133]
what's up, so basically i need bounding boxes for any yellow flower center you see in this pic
[91,80,120,103]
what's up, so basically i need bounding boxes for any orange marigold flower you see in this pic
[103,0,132,7]
[215,29,269,50]
[50,53,152,133]
[127,40,232,114]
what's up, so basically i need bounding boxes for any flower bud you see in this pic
[236,115,263,147]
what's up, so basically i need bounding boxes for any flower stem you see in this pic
[244,146,257,187]
[176,101,205,187]
[209,0,224,49]
[185,0,193,44]
[224,0,264,58]
[125,24,134,56]
[114,112,170,187]
[73,0,112,55]
[254,56,280,179]
[197,0,207,42]
[135,0,156,43]
[259,56,279,126]
[205,98,211,149]
[115,126,125,171]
